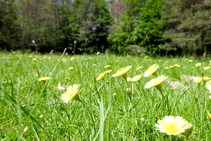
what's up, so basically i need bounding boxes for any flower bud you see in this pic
[183,123,193,138]
[113,93,117,100]
[126,88,132,99]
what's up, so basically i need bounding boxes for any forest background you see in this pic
[0,0,211,56]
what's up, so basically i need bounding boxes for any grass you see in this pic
[0,51,211,140]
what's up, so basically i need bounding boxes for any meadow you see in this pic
[0,51,211,140]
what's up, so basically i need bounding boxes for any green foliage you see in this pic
[108,0,165,55]
[68,0,113,53]
[1,52,211,140]
[0,0,20,50]
[134,0,165,55]
[160,0,211,55]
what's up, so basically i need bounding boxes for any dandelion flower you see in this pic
[193,77,202,83]
[145,75,168,89]
[128,75,142,82]
[144,56,148,59]
[155,116,189,135]
[104,70,112,74]
[127,77,131,81]
[38,76,51,82]
[170,66,173,68]
[165,67,169,69]
[188,60,193,62]
[173,64,181,67]
[97,52,100,55]
[143,64,159,77]
[96,73,105,80]
[209,96,211,100]
[203,76,210,81]
[207,111,211,122]
[193,77,210,83]
[204,66,210,70]
[112,66,132,79]
[195,63,201,67]
[136,66,142,70]
[61,84,80,103]
[96,70,112,80]
[68,67,74,70]
[206,80,211,92]
[104,65,111,68]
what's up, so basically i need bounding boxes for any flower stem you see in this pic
[159,89,170,115]
[80,100,95,130]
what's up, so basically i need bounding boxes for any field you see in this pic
[0,51,211,140]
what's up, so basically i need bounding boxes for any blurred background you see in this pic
[0,0,210,56]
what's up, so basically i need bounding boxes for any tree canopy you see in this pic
[0,0,210,56]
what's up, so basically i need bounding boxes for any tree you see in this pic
[160,0,211,55]
[0,0,20,50]
[69,0,113,53]
[108,0,164,55]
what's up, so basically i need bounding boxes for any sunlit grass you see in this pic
[0,52,211,140]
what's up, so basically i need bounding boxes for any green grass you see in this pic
[0,52,211,140]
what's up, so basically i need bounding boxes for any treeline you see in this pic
[0,0,211,55]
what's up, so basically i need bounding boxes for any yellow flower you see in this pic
[61,84,80,103]
[165,67,169,69]
[193,77,202,83]
[173,64,181,67]
[144,56,148,59]
[169,66,173,68]
[68,67,74,70]
[127,77,131,81]
[127,75,142,82]
[204,66,210,70]
[188,60,193,62]
[96,70,112,80]
[96,73,105,80]
[209,96,211,100]
[143,64,159,77]
[136,66,142,70]
[194,77,210,83]
[203,76,210,81]
[93,64,96,66]
[206,80,211,92]
[38,76,51,82]
[184,59,188,61]
[155,116,189,135]
[97,51,100,55]
[104,70,112,74]
[144,75,168,89]
[112,66,132,78]
[207,111,211,122]
[70,57,75,60]
[195,63,201,67]
[104,65,111,68]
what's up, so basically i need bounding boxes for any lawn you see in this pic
[0,51,211,140]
